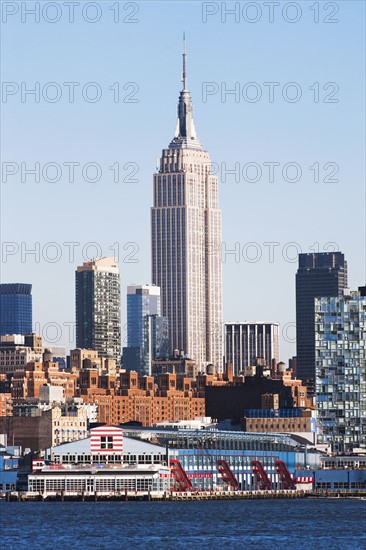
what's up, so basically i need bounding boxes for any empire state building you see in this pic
[151,40,223,371]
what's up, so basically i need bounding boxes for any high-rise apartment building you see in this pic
[225,322,280,375]
[315,287,366,453]
[123,285,169,375]
[151,41,223,371]
[0,283,32,335]
[296,252,347,395]
[75,258,121,366]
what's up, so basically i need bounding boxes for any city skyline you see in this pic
[2,3,365,363]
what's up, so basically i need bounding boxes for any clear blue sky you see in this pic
[1,1,365,362]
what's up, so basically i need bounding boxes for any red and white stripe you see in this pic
[90,425,123,454]
[295,477,314,483]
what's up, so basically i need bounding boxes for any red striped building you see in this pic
[90,425,123,464]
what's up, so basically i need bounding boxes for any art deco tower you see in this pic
[151,40,223,371]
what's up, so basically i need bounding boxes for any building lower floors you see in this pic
[28,464,171,494]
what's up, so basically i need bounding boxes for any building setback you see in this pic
[75,257,121,366]
[296,252,347,395]
[0,283,32,335]
[151,40,223,371]
[315,287,366,453]
[225,322,279,375]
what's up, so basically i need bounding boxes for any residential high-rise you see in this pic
[315,287,366,453]
[151,40,223,371]
[225,322,280,375]
[0,283,32,335]
[123,285,169,375]
[296,252,347,395]
[75,258,121,365]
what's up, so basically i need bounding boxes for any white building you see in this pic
[151,41,223,371]
[29,426,170,495]
[225,322,280,375]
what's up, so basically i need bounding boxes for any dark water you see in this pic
[1,499,365,549]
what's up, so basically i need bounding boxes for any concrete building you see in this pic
[12,360,77,400]
[49,346,66,370]
[225,322,280,375]
[205,376,295,424]
[0,393,13,416]
[75,257,121,366]
[0,404,89,450]
[296,252,347,395]
[0,334,42,374]
[242,409,314,443]
[0,283,32,336]
[70,348,102,373]
[315,287,366,453]
[151,40,223,371]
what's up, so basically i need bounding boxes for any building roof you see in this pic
[47,436,166,455]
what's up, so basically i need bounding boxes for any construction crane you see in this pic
[170,459,193,492]
[275,460,295,490]
[217,459,239,491]
[251,460,272,490]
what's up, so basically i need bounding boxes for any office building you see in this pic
[296,252,347,395]
[0,283,32,335]
[126,285,161,346]
[123,285,169,375]
[142,314,169,375]
[225,322,279,375]
[315,287,366,453]
[151,40,223,371]
[75,258,121,366]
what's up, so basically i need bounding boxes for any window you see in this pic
[101,436,113,449]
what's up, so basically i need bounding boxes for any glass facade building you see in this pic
[296,252,347,396]
[75,258,121,366]
[315,288,366,453]
[123,285,169,375]
[127,285,161,347]
[0,283,32,335]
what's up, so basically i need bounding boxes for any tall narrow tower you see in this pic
[75,257,121,366]
[151,38,223,371]
[296,252,347,396]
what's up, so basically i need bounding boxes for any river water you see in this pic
[1,498,365,549]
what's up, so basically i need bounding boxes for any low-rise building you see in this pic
[0,334,42,375]
[0,393,13,416]
[0,404,89,451]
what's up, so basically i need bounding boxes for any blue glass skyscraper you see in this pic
[0,283,32,335]
[127,285,161,347]
[123,285,169,374]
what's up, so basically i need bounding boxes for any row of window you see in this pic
[30,478,162,492]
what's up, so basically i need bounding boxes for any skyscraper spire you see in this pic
[182,32,187,90]
[170,35,201,150]
[152,40,223,373]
